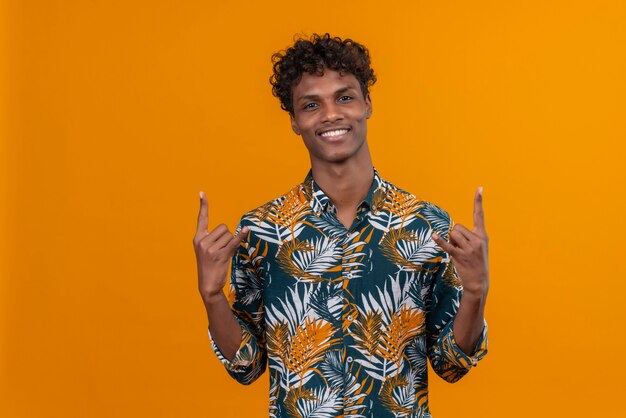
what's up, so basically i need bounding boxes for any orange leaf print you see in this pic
[382,188,425,222]
[285,318,339,378]
[352,310,383,357]
[261,187,311,233]
[284,386,316,418]
[377,305,425,365]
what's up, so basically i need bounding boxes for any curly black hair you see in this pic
[270,33,377,115]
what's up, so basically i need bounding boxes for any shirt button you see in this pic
[372,205,377,211]
[347,315,353,321]
[347,272,353,279]
[346,356,353,363]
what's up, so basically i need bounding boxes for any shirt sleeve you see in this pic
[208,220,267,385]
[425,222,488,383]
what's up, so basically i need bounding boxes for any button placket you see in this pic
[340,228,361,403]
[339,230,352,411]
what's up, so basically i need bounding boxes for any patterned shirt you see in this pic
[209,169,488,418]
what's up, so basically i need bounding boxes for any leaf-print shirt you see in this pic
[210,168,488,418]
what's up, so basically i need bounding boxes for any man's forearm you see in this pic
[452,289,487,356]
[203,291,243,361]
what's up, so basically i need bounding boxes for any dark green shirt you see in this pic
[210,168,488,417]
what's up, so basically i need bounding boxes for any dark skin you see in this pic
[433,187,489,355]
[289,69,373,229]
[195,68,488,360]
[193,194,248,360]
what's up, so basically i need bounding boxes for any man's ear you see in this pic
[365,94,373,119]
[290,113,301,135]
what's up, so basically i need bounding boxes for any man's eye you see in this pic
[339,95,353,102]
[303,103,318,110]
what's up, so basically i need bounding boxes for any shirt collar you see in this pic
[301,167,388,216]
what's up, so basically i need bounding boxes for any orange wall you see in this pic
[2,1,625,417]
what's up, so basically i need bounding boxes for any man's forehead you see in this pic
[293,70,360,97]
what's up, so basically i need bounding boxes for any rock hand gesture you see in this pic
[193,191,248,360]
[432,187,489,355]
[193,191,249,301]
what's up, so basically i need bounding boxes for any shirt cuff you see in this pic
[208,319,257,372]
[444,320,489,369]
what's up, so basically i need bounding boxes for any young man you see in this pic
[194,34,489,417]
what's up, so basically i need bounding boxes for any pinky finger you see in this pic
[432,232,456,255]
[226,226,250,252]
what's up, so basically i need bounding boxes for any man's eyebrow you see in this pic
[295,85,357,102]
[335,86,355,95]
[296,93,321,102]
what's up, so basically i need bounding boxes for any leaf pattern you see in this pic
[308,284,343,324]
[209,169,488,417]
[352,310,383,357]
[276,237,342,283]
[296,386,342,418]
[285,317,339,378]
[380,227,440,273]
[377,305,426,366]
[379,371,429,417]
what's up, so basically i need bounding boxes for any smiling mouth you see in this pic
[319,128,351,138]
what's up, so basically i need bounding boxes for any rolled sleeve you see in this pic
[426,216,489,383]
[439,319,488,369]
[209,319,260,372]
[208,219,267,385]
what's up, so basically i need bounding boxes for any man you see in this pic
[194,33,489,417]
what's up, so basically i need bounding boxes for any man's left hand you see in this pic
[432,187,490,296]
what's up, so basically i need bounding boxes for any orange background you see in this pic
[2,1,625,417]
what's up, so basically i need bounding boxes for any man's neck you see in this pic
[310,153,375,213]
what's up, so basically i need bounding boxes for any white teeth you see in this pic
[320,129,349,137]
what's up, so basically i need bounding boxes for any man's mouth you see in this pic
[319,128,351,138]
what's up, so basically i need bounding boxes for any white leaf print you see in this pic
[395,227,439,268]
[291,236,342,277]
[297,386,342,418]
[234,267,263,305]
[421,203,451,235]
[309,215,345,238]
[266,284,310,334]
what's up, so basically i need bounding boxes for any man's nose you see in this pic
[322,102,343,123]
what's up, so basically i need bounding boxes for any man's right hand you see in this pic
[193,191,249,302]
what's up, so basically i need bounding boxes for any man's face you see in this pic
[290,68,372,166]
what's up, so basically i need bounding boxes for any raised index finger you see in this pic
[473,186,486,235]
[197,191,208,233]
